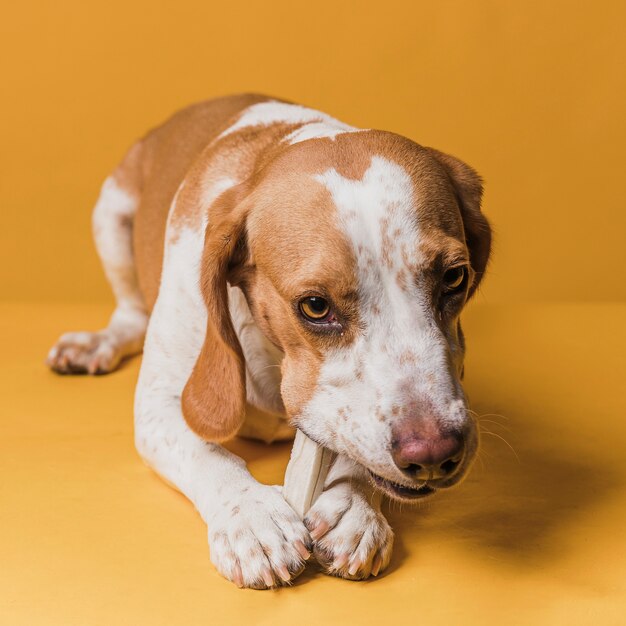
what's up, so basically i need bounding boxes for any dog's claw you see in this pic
[233,564,244,588]
[261,568,275,588]
[371,552,382,577]
[306,518,330,540]
[332,553,350,570]
[294,539,311,560]
[276,564,291,583]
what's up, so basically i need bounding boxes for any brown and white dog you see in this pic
[47,94,491,589]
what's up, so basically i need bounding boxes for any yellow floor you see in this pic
[1,302,625,625]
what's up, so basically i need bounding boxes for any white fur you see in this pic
[92,177,144,310]
[285,120,361,145]
[304,455,393,579]
[48,177,147,374]
[219,101,358,145]
[295,158,468,484]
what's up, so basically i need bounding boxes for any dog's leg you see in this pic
[47,151,148,374]
[134,273,311,589]
[304,454,394,580]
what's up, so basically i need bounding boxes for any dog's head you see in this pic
[182,131,491,501]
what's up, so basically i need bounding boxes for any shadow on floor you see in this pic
[385,403,624,570]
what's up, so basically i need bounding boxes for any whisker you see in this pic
[477,446,495,461]
[464,408,510,422]
[477,413,510,422]
[477,418,513,434]
[477,412,510,421]
[474,449,487,473]
[480,429,521,464]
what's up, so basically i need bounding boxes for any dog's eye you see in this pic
[299,296,331,322]
[442,266,467,293]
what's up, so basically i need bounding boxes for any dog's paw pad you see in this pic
[47,331,120,375]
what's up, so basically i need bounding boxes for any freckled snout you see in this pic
[391,421,465,481]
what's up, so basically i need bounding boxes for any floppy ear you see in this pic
[181,186,249,442]
[427,148,492,299]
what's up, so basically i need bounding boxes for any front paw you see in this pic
[207,484,312,589]
[47,331,121,374]
[304,482,394,580]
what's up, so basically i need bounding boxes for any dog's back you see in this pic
[117,93,271,309]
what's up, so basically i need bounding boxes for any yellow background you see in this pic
[2,2,626,625]
[2,0,625,304]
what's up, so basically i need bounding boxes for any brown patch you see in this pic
[181,191,250,442]
[354,355,364,381]
[396,268,409,292]
[399,243,418,276]
[424,148,491,299]
[338,406,352,422]
[418,229,469,270]
[166,119,306,246]
[379,215,393,268]
[116,212,133,231]
[128,94,281,310]
[212,531,228,545]
[375,406,387,422]
[398,350,417,366]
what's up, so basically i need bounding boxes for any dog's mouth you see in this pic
[368,470,436,501]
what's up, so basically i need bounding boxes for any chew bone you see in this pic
[283,429,334,518]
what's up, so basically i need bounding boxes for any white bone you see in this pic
[283,430,334,518]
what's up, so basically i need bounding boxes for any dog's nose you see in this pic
[391,431,464,480]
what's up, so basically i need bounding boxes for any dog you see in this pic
[47,94,491,589]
